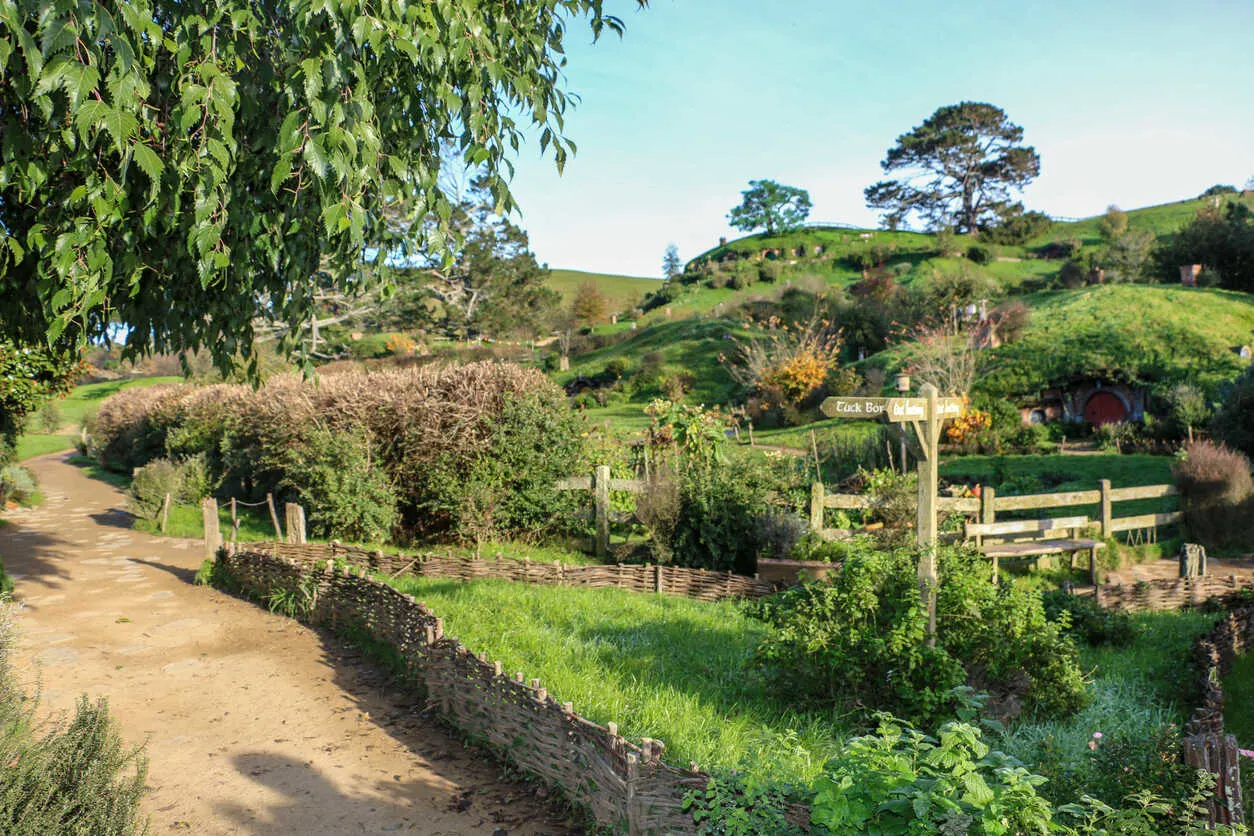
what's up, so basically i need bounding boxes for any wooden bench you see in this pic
[966,515,1105,584]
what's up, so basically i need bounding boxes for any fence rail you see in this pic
[808,480,1180,543]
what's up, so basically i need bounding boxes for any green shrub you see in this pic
[127,458,183,520]
[689,714,1233,835]
[0,466,39,507]
[669,459,772,575]
[1041,590,1135,647]
[1058,260,1086,289]
[37,400,63,433]
[748,540,1087,726]
[0,606,148,834]
[268,426,398,544]
[966,244,992,264]
[1173,440,1254,550]
[1212,365,1254,458]
[424,391,587,545]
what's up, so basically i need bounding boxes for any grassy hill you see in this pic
[546,268,661,313]
[559,192,1254,434]
[611,193,1254,328]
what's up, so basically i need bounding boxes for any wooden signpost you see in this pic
[821,383,958,642]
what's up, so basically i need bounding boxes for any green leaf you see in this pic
[101,107,139,152]
[74,100,110,140]
[131,142,164,182]
[270,155,293,194]
[303,136,327,178]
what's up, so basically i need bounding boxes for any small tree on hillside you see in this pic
[865,102,1040,233]
[728,180,812,236]
[662,244,683,280]
[1098,205,1129,242]
[571,281,609,326]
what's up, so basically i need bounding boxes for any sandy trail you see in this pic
[0,453,572,835]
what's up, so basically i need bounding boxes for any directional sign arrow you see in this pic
[819,397,891,419]
[883,397,965,423]
[821,396,965,422]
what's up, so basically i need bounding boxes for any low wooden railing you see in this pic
[808,480,1180,542]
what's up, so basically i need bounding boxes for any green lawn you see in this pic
[16,434,76,462]
[383,575,847,785]
[15,376,182,462]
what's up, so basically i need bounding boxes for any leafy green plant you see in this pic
[1042,591,1135,647]
[268,425,398,544]
[748,540,1087,726]
[685,771,805,836]
[810,716,1055,834]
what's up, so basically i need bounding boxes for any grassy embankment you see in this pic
[374,571,1218,795]
[386,573,847,785]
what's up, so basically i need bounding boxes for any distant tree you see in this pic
[1099,229,1156,283]
[1097,206,1129,242]
[571,281,610,326]
[728,180,812,236]
[1245,175,1254,193]
[865,102,1040,233]
[1156,202,1254,293]
[1201,185,1238,198]
[662,244,684,280]
[981,208,1052,245]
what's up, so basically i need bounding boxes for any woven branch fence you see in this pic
[252,540,780,603]
[1184,606,1254,826]
[1094,575,1254,613]
[218,547,805,833]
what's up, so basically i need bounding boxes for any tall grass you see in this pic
[384,576,847,785]
[996,609,1216,798]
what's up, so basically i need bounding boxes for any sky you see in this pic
[502,0,1254,279]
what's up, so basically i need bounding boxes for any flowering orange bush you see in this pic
[761,350,831,403]
[944,408,991,444]
[384,334,417,356]
[724,314,842,406]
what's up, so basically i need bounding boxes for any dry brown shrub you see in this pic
[1173,440,1254,550]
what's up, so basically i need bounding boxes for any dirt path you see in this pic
[0,453,574,835]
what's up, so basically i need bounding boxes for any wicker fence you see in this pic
[1184,606,1254,826]
[251,540,780,603]
[1094,575,1254,613]
[218,547,801,833]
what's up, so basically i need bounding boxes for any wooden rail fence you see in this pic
[809,480,1181,542]
[555,465,646,559]
[217,547,804,833]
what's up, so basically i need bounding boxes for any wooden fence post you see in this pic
[1099,479,1113,538]
[978,485,998,583]
[159,492,171,534]
[202,497,220,561]
[594,465,610,560]
[266,493,283,541]
[285,503,306,545]
[810,481,825,534]
[1183,733,1245,826]
[230,498,239,548]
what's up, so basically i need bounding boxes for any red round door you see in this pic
[1083,391,1127,425]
